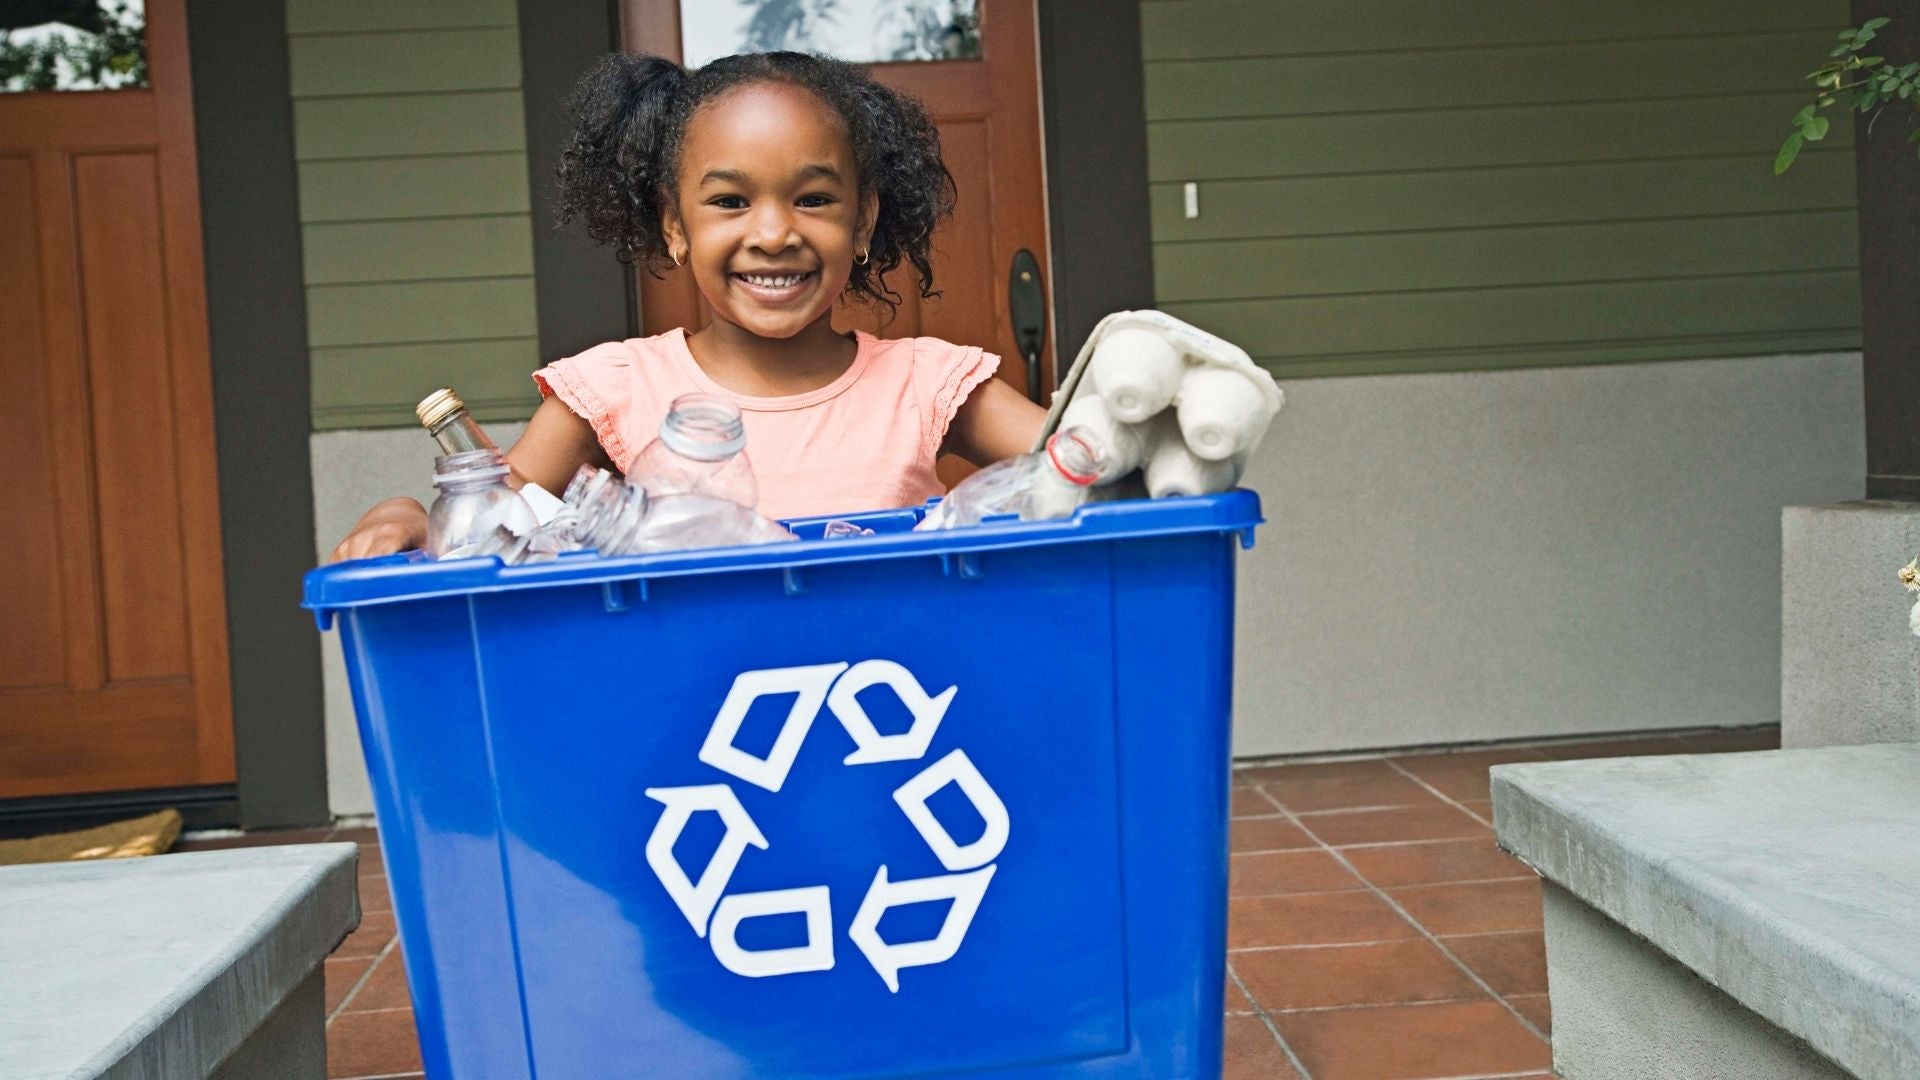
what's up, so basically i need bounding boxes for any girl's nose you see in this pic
[745,205,800,252]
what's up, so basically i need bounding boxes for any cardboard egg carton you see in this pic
[1036,310,1283,499]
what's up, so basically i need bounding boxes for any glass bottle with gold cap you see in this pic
[414,389,535,559]
[416,388,498,456]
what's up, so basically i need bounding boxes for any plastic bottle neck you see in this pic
[658,394,746,462]
[1045,428,1104,487]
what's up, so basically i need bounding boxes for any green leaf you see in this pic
[1903,83,1913,99]
[1807,116,1831,140]
[1908,128,1920,142]
[1841,28,1860,40]
[1777,131,1806,174]
[1795,104,1818,124]
[1865,16,1891,30]
[1863,56,1887,68]
[1833,42,1855,57]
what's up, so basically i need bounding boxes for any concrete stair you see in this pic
[0,843,360,1079]
[1492,744,1920,1079]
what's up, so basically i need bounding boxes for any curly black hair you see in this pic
[556,51,956,315]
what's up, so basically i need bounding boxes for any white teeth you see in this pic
[741,273,805,288]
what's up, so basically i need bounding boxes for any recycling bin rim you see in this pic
[304,489,1263,627]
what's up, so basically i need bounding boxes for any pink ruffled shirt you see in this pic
[533,327,1000,520]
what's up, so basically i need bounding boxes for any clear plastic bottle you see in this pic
[915,427,1106,531]
[633,493,798,552]
[629,394,759,509]
[563,466,794,554]
[427,449,539,559]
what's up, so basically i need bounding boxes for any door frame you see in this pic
[1033,0,1156,363]
[184,0,327,828]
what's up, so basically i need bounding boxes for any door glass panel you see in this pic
[2,0,148,93]
[679,0,979,69]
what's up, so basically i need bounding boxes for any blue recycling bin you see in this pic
[305,492,1261,1079]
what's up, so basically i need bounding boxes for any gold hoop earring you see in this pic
[855,247,870,266]
[671,248,686,267]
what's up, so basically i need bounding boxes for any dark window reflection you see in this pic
[1,0,149,93]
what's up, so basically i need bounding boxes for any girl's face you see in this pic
[664,82,876,341]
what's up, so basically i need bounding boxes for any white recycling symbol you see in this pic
[645,661,1009,992]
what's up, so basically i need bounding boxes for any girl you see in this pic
[331,51,1045,562]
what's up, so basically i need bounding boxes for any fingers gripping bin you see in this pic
[305,493,1262,1080]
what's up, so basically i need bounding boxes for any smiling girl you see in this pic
[330,51,1046,562]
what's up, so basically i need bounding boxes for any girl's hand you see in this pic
[329,498,428,564]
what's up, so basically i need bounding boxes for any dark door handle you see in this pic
[1008,248,1046,403]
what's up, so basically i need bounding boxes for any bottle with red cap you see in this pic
[916,427,1107,531]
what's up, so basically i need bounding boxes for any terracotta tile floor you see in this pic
[174,725,1774,1079]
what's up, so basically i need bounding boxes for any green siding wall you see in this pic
[1141,0,1862,378]
[287,0,543,428]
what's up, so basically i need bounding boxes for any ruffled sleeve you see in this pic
[914,338,1003,460]
[533,341,638,472]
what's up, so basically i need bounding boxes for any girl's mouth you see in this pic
[731,271,816,303]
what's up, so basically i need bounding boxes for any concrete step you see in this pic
[1491,744,1920,1080]
[0,843,360,1079]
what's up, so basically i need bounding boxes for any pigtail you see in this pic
[556,53,687,271]
[843,77,954,310]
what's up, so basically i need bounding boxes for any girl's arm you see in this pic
[327,398,610,563]
[945,377,1047,466]
[504,396,615,493]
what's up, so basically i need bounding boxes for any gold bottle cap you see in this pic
[415,388,464,431]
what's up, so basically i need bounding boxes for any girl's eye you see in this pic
[797,194,835,208]
[710,195,747,209]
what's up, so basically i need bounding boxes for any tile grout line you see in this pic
[1233,832,1521,854]
[1230,926,1545,954]
[329,934,401,1026]
[1256,994,1487,1016]
[1251,785,1552,1046]
[1382,758,1498,829]
[1228,963,1315,1080]
[1232,873,1533,902]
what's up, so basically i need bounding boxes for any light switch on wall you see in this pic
[1183,182,1199,219]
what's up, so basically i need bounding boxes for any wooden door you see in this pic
[622,0,1055,399]
[0,0,234,799]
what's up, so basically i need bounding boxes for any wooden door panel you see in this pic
[0,0,233,799]
[5,684,204,798]
[73,152,195,684]
[0,155,67,692]
[35,149,109,699]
